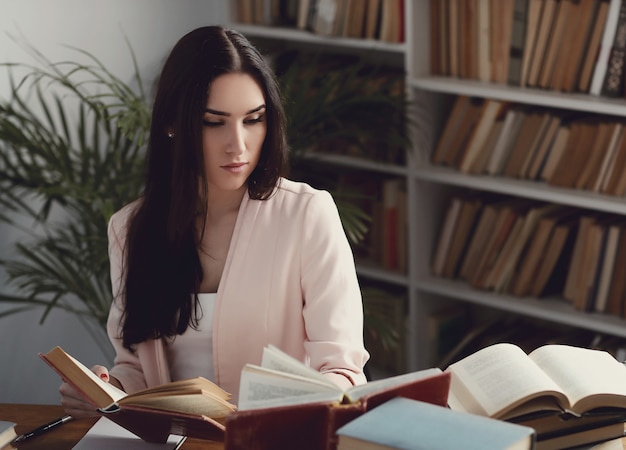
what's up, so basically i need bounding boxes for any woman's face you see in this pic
[201,72,267,195]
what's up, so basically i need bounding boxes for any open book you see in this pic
[226,345,451,450]
[40,346,236,443]
[238,344,444,410]
[445,343,626,425]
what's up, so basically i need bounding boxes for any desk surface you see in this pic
[0,404,224,450]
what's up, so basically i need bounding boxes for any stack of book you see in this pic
[445,342,626,450]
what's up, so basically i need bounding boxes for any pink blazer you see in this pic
[106,178,370,402]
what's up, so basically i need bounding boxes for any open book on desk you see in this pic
[39,346,236,443]
[445,343,626,437]
[226,345,451,450]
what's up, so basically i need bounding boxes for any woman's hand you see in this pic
[59,365,115,418]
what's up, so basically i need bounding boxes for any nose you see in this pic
[226,123,245,155]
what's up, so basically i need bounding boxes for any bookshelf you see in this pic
[228,0,626,373]
[411,0,626,369]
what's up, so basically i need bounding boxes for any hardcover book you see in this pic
[40,346,234,443]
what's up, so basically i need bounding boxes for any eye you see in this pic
[202,119,223,127]
[244,114,265,125]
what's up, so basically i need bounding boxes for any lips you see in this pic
[221,162,248,173]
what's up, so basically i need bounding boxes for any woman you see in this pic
[61,25,369,417]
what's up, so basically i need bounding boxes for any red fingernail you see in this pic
[100,373,109,380]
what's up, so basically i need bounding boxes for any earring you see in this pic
[167,129,175,138]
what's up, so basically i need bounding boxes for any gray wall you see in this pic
[0,0,229,404]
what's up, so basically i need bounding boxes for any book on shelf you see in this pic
[594,221,623,313]
[225,345,451,450]
[476,0,491,82]
[576,121,615,189]
[458,199,506,282]
[432,196,463,277]
[559,0,601,92]
[469,200,527,289]
[517,112,556,179]
[608,0,626,97]
[548,0,583,91]
[508,207,577,297]
[448,0,461,77]
[491,0,515,84]
[458,0,477,80]
[526,0,558,87]
[525,113,561,180]
[518,0,543,86]
[592,123,624,192]
[458,99,508,173]
[446,343,626,436]
[485,108,526,175]
[507,0,529,86]
[335,397,536,450]
[442,195,483,279]
[590,0,623,95]
[501,111,546,177]
[563,215,597,303]
[579,0,612,92]
[603,126,626,194]
[572,218,609,311]
[40,346,235,443]
[598,125,626,193]
[488,203,564,293]
[538,123,572,182]
[537,0,572,89]
[548,119,596,188]
[0,421,17,449]
[605,224,626,316]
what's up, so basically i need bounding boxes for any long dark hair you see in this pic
[120,26,288,350]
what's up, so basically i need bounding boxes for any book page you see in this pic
[530,345,626,414]
[261,345,335,388]
[238,364,341,411]
[446,343,567,419]
[343,367,443,403]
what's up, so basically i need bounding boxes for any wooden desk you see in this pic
[0,404,224,450]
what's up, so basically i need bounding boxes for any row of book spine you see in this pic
[433,95,626,196]
[430,0,626,98]
[234,0,404,43]
[432,194,626,319]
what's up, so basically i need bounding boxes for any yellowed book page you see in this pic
[261,345,335,387]
[529,345,626,415]
[128,377,230,400]
[238,364,341,411]
[446,343,567,418]
[121,391,235,418]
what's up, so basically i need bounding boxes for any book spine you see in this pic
[601,0,626,96]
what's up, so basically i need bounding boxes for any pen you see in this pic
[11,414,73,443]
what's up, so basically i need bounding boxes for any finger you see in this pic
[91,365,110,382]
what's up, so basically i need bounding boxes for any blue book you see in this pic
[335,397,536,450]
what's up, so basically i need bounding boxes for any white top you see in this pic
[165,293,216,382]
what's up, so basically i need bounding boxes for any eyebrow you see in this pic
[204,104,266,117]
